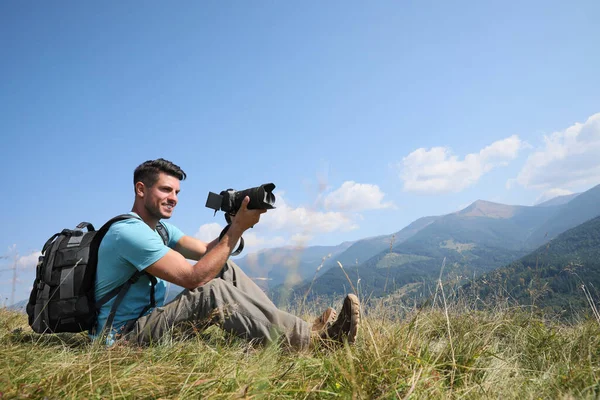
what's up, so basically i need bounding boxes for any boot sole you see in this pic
[345,294,360,343]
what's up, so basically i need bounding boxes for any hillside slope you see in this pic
[526,184,600,248]
[463,215,600,316]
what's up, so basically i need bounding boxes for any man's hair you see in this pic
[133,158,187,188]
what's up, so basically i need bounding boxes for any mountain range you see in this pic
[234,214,442,289]
[270,184,600,302]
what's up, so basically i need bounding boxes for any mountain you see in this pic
[456,200,521,218]
[289,194,590,300]
[235,215,441,291]
[462,215,600,317]
[323,234,392,269]
[323,215,441,269]
[249,184,600,303]
[270,189,576,279]
[526,184,600,248]
[434,200,560,250]
[536,193,580,207]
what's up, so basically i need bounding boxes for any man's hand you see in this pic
[146,196,266,289]
[230,196,267,233]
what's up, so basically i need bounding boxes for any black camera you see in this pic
[205,183,276,256]
[205,183,276,214]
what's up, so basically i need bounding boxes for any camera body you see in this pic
[206,183,276,214]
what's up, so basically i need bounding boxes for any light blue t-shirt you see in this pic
[92,213,184,342]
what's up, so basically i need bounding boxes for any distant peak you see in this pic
[457,200,519,219]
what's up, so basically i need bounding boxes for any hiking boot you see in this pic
[311,307,337,333]
[321,294,360,344]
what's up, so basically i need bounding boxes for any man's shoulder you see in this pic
[107,215,145,233]
[103,215,156,245]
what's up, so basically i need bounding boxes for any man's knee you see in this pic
[193,278,229,297]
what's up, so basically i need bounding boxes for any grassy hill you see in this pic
[2,299,600,398]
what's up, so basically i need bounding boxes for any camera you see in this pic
[205,183,276,214]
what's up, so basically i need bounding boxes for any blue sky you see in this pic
[1,1,599,304]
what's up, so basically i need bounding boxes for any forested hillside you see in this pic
[463,215,600,317]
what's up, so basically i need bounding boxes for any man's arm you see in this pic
[174,236,220,261]
[145,197,264,289]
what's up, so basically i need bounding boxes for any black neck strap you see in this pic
[218,224,244,256]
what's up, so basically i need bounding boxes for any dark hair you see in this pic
[133,158,187,188]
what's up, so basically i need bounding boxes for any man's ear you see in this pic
[135,181,146,198]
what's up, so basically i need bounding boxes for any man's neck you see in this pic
[130,205,159,230]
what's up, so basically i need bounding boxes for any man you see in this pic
[93,158,361,350]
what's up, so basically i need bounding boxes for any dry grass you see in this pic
[2,296,600,399]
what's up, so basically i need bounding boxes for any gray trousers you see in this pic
[125,260,311,350]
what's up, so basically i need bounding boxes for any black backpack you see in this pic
[26,214,168,334]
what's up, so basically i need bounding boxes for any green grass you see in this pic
[2,300,600,399]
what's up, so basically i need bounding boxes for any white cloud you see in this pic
[505,178,516,190]
[534,188,574,205]
[261,193,358,233]
[197,193,357,238]
[322,181,394,211]
[515,113,600,191]
[17,252,41,269]
[194,223,223,243]
[290,233,312,245]
[193,189,362,254]
[400,135,524,194]
[1,248,40,270]
[240,232,287,250]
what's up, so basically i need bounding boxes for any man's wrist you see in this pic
[226,223,245,240]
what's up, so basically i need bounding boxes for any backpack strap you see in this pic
[100,271,158,335]
[156,222,169,246]
[93,214,169,335]
[41,233,61,255]
[104,213,169,245]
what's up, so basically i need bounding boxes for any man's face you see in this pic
[142,172,181,220]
